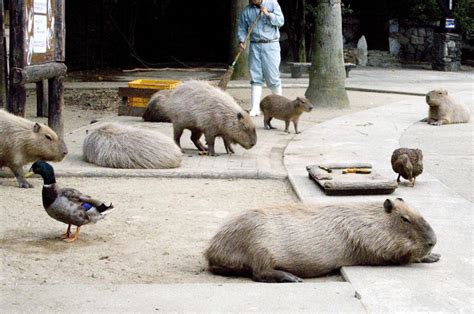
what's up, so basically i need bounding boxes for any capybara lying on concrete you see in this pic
[142,90,173,122]
[166,80,257,156]
[422,89,470,125]
[391,148,423,187]
[83,123,182,169]
[0,110,68,188]
[205,198,440,283]
[260,95,313,134]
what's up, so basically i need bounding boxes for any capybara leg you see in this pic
[191,130,207,152]
[263,116,270,130]
[284,121,290,133]
[418,253,441,263]
[267,118,276,129]
[223,138,235,154]
[411,177,416,187]
[396,174,401,184]
[206,135,217,156]
[12,166,33,188]
[173,126,184,148]
[293,119,300,134]
[252,269,303,283]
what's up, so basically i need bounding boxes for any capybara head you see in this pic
[295,97,313,112]
[28,123,68,162]
[383,198,436,261]
[426,89,448,107]
[230,112,257,149]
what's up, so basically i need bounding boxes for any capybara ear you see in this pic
[33,123,41,133]
[237,112,244,120]
[383,199,394,213]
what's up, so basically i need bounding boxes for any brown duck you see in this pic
[391,148,423,187]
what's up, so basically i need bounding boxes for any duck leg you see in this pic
[60,224,72,239]
[63,226,81,243]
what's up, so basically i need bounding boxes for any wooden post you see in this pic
[7,0,26,116]
[36,80,48,117]
[0,0,6,108]
[48,76,64,138]
[47,0,66,137]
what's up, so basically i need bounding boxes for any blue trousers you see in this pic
[249,41,281,88]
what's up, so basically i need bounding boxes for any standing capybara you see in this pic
[142,90,173,122]
[391,148,423,187]
[0,110,68,188]
[260,95,313,134]
[83,123,182,169]
[166,80,257,156]
[205,198,440,283]
[422,89,470,125]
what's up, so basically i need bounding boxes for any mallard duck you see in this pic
[391,148,423,187]
[26,161,114,242]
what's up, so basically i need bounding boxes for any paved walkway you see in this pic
[3,67,473,312]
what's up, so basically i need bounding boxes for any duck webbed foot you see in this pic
[62,226,81,243]
[60,224,72,239]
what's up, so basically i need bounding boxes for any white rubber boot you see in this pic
[249,85,262,117]
[271,85,282,96]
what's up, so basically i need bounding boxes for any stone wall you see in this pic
[432,33,462,71]
[389,19,435,62]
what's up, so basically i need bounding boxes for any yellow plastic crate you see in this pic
[127,79,181,107]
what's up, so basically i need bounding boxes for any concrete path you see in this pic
[284,91,473,312]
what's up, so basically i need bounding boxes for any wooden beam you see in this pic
[7,0,26,116]
[0,0,6,108]
[11,62,67,84]
[48,76,64,138]
[36,80,48,117]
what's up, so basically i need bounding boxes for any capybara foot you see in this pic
[420,117,428,122]
[429,121,443,126]
[252,270,304,283]
[419,253,441,263]
[295,131,301,134]
[18,179,33,189]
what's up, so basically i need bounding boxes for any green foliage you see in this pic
[454,0,474,36]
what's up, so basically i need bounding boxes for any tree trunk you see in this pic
[305,0,349,108]
[230,0,249,80]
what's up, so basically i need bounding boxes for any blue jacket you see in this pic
[237,0,284,43]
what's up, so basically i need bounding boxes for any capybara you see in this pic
[260,95,313,134]
[83,123,182,169]
[205,198,440,283]
[166,80,257,156]
[142,90,173,122]
[422,89,470,125]
[391,148,423,187]
[0,110,68,188]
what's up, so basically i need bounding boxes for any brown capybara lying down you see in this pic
[205,198,439,283]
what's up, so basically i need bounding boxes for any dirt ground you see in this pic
[1,86,422,285]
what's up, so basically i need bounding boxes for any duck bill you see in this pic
[24,171,34,178]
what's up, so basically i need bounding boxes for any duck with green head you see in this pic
[26,161,114,242]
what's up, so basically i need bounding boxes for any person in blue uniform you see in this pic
[238,0,284,116]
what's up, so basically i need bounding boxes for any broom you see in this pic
[218,11,262,90]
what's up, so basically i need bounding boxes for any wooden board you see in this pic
[306,162,398,196]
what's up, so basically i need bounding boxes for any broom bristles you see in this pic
[217,66,234,90]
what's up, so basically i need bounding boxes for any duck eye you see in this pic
[45,135,53,141]
[401,216,411,224]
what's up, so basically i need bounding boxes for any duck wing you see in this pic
[60,188,106,208]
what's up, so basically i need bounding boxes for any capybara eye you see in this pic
[45,134,53,141]
[401,216,411,224]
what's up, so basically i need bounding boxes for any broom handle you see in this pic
[230,11,263,68]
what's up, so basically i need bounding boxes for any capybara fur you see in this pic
[167,80,257,156]
[260,95,313,134]
[83,123,182,169]
[205,198,440,283]
[0,110,68,188]
[422,89,470,125]
[142,90,173,122]
[391,148,423,187]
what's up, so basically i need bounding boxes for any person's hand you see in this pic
[239,42,246,51]
[260,6,270,16]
